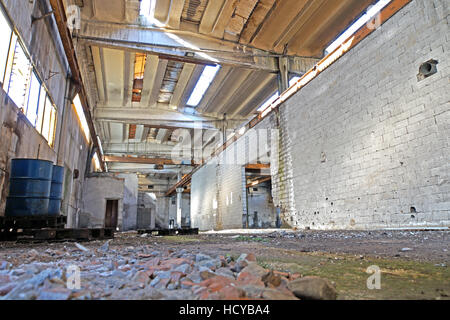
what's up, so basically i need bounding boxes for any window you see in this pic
[0,8,12,83]
[25,71,41,126]
[0,6,58,148]
[93,153,101,172]
[36,84,46,133]
[73,94,91,143]
[6,40,31,110]
[325,0,392,54]
[39,95,57,147]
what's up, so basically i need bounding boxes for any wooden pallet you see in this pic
[0,215,67,230]
[0,228,114,242]
[137,228,199,236]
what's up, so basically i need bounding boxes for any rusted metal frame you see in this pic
[49,0,105,171]
[245,163,270,170]
[165,173,192,197]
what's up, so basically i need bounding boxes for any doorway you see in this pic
[105,199,119,229]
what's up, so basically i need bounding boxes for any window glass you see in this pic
[73,94,90,143]
[36,85,46,133]
[7,41,31,110]
[48,105,57,147]
[26,71,40,126]
[42,96,52,141]
[0,9,12,83]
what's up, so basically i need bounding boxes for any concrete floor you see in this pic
[0,229,448,300]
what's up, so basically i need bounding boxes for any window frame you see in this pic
[0,5,58,148]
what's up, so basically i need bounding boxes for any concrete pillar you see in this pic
[176,171,183,228]
[277,57,289,93]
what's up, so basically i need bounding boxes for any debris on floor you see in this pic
[0,239,335,300]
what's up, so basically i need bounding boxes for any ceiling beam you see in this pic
[231,73,276,117]
[155,128,172,144]
[103,141,193,157]
[170,63,196,109]
[123,51,134,106]
[95,107,220,129]
[104,155,197,165]
[76,19,317,73]
[140,55,161,106]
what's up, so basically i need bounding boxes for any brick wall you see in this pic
[190,114,277,230]
[273,0,449,229]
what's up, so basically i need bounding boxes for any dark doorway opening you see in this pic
[105,200,119,229]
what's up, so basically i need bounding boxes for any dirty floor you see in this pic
[0,229,449,300]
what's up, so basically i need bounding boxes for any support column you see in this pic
[176,172,183,228]
[277,57,289,93]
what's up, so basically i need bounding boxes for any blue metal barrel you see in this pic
[48,165,64,216]
[5,159,54,217]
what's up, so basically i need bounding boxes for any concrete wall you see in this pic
[181,193,190,227]
[117,173,138,231]
[246,182,277,228]
[190,114,277,231]
[137,192,155,229]
[0,0,91,222]
[155,196,170,229]
[191,161,246,231]
[273,0,450,229]
[80,174,124,229]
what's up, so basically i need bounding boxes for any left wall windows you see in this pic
[0,6,57,148]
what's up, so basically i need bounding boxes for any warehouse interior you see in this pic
[0,0,448,301]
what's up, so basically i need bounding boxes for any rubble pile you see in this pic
[0,242,337,300]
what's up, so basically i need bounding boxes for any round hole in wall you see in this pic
[419,62,433,74]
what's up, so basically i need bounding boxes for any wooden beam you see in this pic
[245,163,270,170]
[246,176,271,188]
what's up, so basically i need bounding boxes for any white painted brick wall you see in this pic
[273,0,450,230]
[190,115,277,230]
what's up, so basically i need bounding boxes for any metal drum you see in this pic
[48,165,64,216]
[5,159,53,217]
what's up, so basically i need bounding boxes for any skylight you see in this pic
[139,0,153,17]
[325,0,391,54]
[73,94,91,143]
[289,76,301,86]
[186,65,221,107]
[257,92,279,112]
[256,76,301,112]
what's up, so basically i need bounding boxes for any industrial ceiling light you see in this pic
[186,65,221,107]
